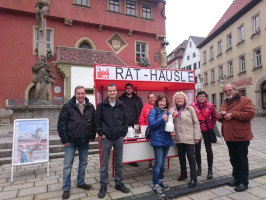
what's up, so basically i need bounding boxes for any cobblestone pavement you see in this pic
[0,117,265,200]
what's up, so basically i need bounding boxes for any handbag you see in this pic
[145,126,151,140]
[205,120,217,143]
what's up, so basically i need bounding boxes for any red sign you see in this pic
[232,78,252,88]
[97,66,109,79]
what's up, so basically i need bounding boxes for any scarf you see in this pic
[196,100,207,122]
[175,104,186,118]
[225,93,241,106]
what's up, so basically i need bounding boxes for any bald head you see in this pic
[223,84,237,99]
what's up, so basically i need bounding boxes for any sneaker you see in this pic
[62,190,70,199]
[98,187,107,198]
[129,162,139,167]
[159,182,170,190]
[77,183,91,190]
[115,183,129,193]
[148,163,153,171]
[152,187,165,197]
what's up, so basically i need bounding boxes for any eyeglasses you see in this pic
[224,89,233,93]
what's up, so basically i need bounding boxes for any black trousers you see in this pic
[176,143,197,180]
[226,141,250,185]
[195,130,213,169]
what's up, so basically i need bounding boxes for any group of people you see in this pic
[57,82,254,199]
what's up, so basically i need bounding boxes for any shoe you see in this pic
[207,169,213,179]
[228,179,240,187]
[188,179,197,187]
[77,183,91,190]
[148,163,153,171]
[152,187,165,197]
[159,182,170,190]
[178,175,187,181]
[115,183,129,193]
[98,187,107,198]
[234,183,248,192]
[129,162,139,167]
[197,166,202,176]
[62,190,70,199]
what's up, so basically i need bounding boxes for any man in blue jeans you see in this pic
[95,83,129,198]
[57,86,96,199]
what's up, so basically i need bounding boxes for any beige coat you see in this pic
[170,106,202,144]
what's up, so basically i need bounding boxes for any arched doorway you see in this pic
[261,81,266,109]
[79,42,92,49]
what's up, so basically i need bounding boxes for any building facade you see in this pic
[167,40,187,69]
[180,36,205,95]
[0,0,166,111]
[198,0,265,112]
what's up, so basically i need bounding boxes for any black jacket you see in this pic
[94,97,128,141]
[57,96,96,144]
[119,92,143,126]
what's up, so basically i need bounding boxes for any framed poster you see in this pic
[12,118,49,165]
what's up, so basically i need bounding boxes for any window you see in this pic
[218,65,223,78]
[210,46,214,60]
[136,42,147,60]
[204,72,208,84]
[187,55,190,60]
[126,0,136,16]
[211,69,215,83]
[34,27,53,52]
[253,14,260,34]
[75,0,89,6]
[212,94,216,107]
[193,53,196,57]
[254,47,262,68]
[142,4,151,19]
[194,63,197,70]
[228,61,233,76]
[79,42,91,49]
[226,33,232,50]
[217,40,222,55]
[203,51,207,63]
[188,65,192,70]
[109,0,119,12]
[220,92,224,106]
[198,61,200,68]
[239,55,246,72]
[238,25,244,43]
[189,42,192,47]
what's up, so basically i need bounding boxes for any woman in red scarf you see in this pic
[190,91,217,179]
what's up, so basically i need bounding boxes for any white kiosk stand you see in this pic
[11,118,50,182]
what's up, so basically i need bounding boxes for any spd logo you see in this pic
[97,66,109,79]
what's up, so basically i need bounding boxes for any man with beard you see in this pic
[119,83,143,167]
[218,84,254,192]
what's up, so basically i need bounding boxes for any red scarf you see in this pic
[196,100,207,122]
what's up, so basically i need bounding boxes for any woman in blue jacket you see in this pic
[148,94,175,197]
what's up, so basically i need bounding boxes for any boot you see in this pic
[207,168,213,179]
[197,166,202,176]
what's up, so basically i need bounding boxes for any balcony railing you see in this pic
[6,99,68,108]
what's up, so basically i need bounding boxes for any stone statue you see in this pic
[35,0,50,32]
[161,46,167,68]
[32,55,56,101]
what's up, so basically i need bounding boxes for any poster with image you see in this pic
[12,118,49,165]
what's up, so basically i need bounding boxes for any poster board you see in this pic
[12,118,49,165]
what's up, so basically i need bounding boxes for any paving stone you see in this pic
[34,190,62,200]
[209,187,233,196]
[227,191,261,200]
[131,181,144,187]
[188,190,218,200]
[252,177,266,184]
[18,185,47,197]
[0,190,18,200]
[3,182,34,191]
[108,190,133,199]
[130,185,151,195]
[47,183,62,192]
[9,196,34,200]
[212,196,234,200]
[81,194,111,200]
[247,186,266,198]
[35,178,58,186]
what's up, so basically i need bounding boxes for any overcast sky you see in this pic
[165,0,234,53]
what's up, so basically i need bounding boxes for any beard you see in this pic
[226,95,233,99]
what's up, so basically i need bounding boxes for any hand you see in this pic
[217,112,223,119]
[194,139,199,144]
[101,134,106,139]
[224,113,232,120]
[64,142,69,147]
[173,111,178,118]
[162,114,168,122]
[170,132,175,136]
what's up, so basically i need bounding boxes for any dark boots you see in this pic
[207,154,213,179]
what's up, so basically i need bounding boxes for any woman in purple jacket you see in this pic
[190,91,217,179]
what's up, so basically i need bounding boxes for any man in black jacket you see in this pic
[119,83,143,167]
[95,83,129,198]
[57,86,95,199]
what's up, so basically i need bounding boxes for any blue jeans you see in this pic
[62,142,89,191]
[152,146,170,185]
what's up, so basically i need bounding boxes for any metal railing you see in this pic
[6,99,68,107]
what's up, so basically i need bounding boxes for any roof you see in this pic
[198,0,261,48]
[190,36,205,46]
[167,40,188,58]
